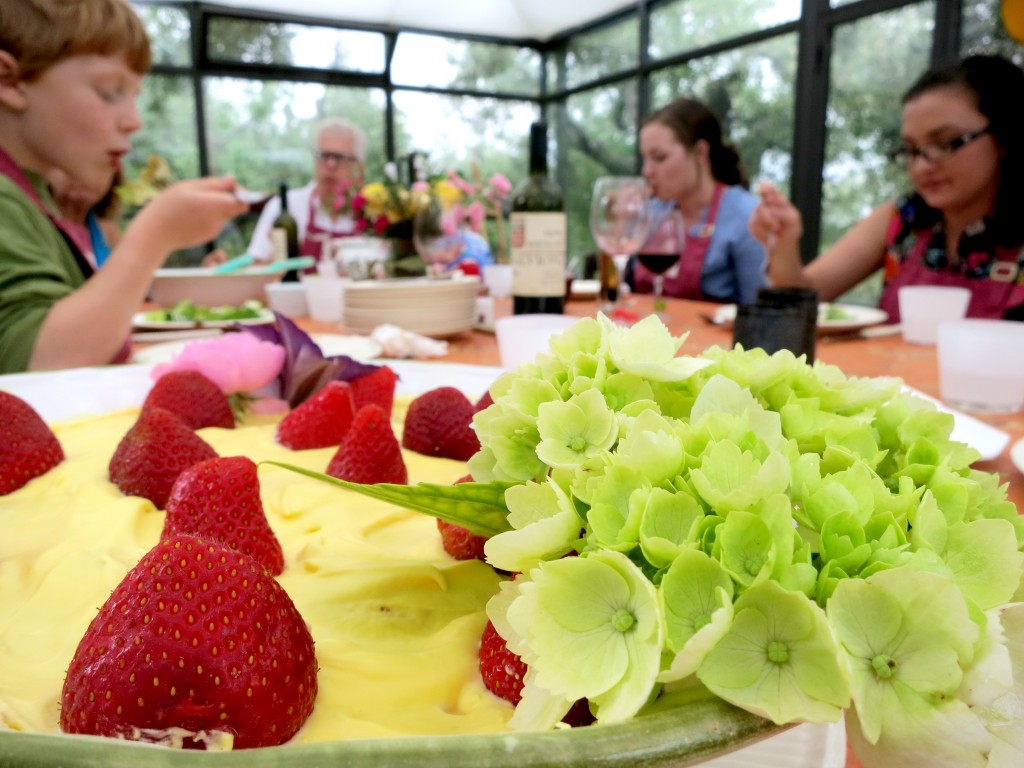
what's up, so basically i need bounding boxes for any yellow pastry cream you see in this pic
[0,400,512,743]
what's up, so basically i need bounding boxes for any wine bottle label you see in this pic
[270,228,287,263]
[509,212,567,297]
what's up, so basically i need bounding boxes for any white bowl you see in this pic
[265,282,309,317]
[147,268,282,308]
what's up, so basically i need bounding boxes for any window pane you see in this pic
[207,17,386,72]
[650,0,800,59]
[201,78,388,258]
[392,34,540,94]
[559,79,640,268]
[128,74,200,266]
[961,0,1024,62]
[822,2,934,305]
[564,16,638,89]
[649,33,799,193]
[130,74,199,181]
[393,91,534,181]
[131,3,191,66]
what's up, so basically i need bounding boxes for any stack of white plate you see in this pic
[341,276,480,337]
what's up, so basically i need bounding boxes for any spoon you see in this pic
[234,187,273,205]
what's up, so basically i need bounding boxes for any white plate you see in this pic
[905,386,1010,461]
[713,303,890,335]
[131,308,277,331]
[0,360,502,422]
[1011,437,1024,476]
[132,333,382,366]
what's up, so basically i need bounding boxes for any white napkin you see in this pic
[370,324,449,359]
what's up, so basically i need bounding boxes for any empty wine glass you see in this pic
[589,176,651,309]
[637,206,686,315]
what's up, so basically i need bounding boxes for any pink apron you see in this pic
[633,183,725,300]
[0,149,131,364]
[878,213,1024,322]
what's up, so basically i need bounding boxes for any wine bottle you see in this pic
[509,122,566,314]
[271,183,301,282]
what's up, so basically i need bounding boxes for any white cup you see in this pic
[264,282,308,318]
[483,264,513,298]
[937,319,1024,413]
[495,314,579,369]
[302,276,346,323]
[898,285,971,345]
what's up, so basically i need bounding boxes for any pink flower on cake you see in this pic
[151,333,285,395]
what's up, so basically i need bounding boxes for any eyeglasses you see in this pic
[314,150,360,165]
[888,125,990,167]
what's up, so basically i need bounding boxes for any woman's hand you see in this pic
[749,182,803,249]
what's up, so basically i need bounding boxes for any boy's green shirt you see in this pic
[0,169,87,373]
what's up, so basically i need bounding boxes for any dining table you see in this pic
[131,291,1024,768]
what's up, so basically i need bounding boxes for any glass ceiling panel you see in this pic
[207,17,387,72]
[392,33,541,95]
[649,0,800,59]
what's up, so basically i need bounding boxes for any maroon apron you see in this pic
[633,183,725,300]
[878,214,1024,322]
[300,192,358,265]
[0,148,130,364]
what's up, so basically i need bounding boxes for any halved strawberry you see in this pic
[60,534,317,749]
[163,456,285,575]
[401,386,480,461]
[326,405,407,484]
[0,391,64,496]
[276,380,356,450]
[108,407,218,509]
[349,366,397,418]
[143,370,235,430]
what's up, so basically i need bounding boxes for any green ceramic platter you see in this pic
[0,697,784,768]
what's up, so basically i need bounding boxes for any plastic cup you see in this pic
[264,282,308,317]
[302,276,346,323]
[898,286,971,345]
[483,264,513,298]
[495,314,579,368]
[937,319,1024,413]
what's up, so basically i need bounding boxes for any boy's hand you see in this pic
[749,182,803,250]
[130,177,249,256]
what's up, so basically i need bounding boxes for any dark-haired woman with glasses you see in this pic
[749,54,1024,322]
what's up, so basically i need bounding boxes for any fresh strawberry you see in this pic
[478,620,527,705]
[349,366,397,418]
[326,405,407,484]
[143,370,235,430]
[108,407,218,509]
[163,456,285,575]
[60,534,317,749]
[0,391,64,496]
[478,621,593,726]
[436,474,488,561]
[276,380,355,450]
[437,519,488,561]
[401,386,480,461]
[474,389,494,412]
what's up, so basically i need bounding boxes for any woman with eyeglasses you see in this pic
[749,54,1024,322]
[247,117,366,263]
